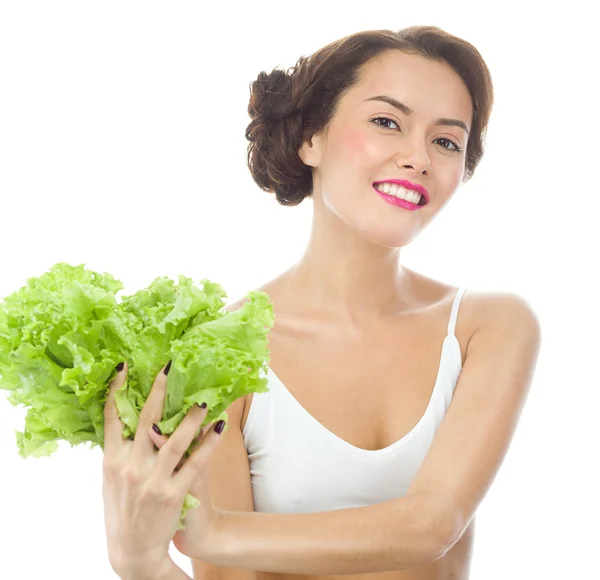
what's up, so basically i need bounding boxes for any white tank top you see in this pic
[242,287,467,513]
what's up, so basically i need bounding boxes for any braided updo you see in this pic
[245,26,494,206]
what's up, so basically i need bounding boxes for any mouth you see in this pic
[373,182,428,206]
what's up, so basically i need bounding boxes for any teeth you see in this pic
[375,183,424,205]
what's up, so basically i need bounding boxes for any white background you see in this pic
[0,1,597,578]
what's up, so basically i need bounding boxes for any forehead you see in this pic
[347,49,473,126]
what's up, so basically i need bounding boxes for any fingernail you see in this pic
[164,360,172,376]
[152,423,162,435]
[116,362,124,372]
[199,402,207,409]
[214,420,226,435]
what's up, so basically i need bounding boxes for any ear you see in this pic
[298,130,326,168]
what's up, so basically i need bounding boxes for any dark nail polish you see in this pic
[200,402,207,408]
[164,360,172,376]
[152,423,162,435]
[116,362,124,372]
[214,420,226,434]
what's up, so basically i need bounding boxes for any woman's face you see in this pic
[299,49,474,249]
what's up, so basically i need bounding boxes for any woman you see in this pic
[102,25,542,579]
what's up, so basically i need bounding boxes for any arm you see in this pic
[214,492,437,573]
[188,390,257,580]
[120,558,193,580]
[199,293,542,574]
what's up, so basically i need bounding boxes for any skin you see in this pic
[102,50,540,578]
[102,361,224,579]
[285,48,473,326]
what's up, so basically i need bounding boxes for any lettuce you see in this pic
[0,262,274,528]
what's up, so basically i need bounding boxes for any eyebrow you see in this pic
[364,95,470,136]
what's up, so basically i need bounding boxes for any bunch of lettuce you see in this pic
[0,262,274,527]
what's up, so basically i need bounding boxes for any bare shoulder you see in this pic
[408,267,536,312]
[463,289,541,333]
[409,268,541,351]
[456,290,542,379]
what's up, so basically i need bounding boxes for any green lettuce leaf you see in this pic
[0,262,274,529]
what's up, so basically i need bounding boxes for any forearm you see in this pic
[207,493,447,574]
[120,557,192,580]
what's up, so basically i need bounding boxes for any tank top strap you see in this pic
[447,287,468,337]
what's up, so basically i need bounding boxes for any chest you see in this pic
[242,293,475,452]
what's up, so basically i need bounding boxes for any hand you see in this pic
[149,407,226,559]
[102,360,224,578]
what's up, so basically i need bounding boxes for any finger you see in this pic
[155,403,209,477]
[149,413,211,470]
[103,361,128,454]
[149,427,191,471]
[193,423,211,443]
[175,419,226,493]
[148,425,168,448]
[149,423,206,450]
[133,359,172,457]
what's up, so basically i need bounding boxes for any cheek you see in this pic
[334,127,381,165]
[445,163,465,190]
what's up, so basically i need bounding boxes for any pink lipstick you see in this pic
[372,179,429,211]
[373,179,429,202]
[373,187,423,210]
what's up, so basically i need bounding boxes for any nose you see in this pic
[395,137,431,175]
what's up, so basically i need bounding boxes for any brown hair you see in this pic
[245,26,494,206]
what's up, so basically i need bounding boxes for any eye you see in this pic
[370,116,464,154]
[435,137,463,153]
[370,116,400,131]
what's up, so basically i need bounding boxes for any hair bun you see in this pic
[245,66,310,206]
[248,70,296,123]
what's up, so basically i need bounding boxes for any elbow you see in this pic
[426,512,464,563]
[416,500,464,565]
[426,526,455,563]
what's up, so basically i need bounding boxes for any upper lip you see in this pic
[373,179,429,203]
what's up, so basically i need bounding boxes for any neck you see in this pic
[282,199,412,326]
